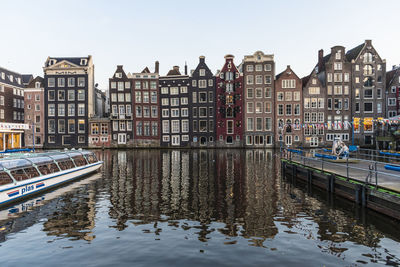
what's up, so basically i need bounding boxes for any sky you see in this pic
[1,0,400,90]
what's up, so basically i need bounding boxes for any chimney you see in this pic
[155,61,159,73]
[365,39,372,46]
[318,49,324,72]
[184,62,188,75]
[393,65,397,70]
[173,66,179,71]
[199,55,205,63]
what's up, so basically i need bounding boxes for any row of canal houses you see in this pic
[107,39,398,148]
[0,39,398,151]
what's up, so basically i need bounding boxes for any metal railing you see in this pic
[282,148,400,189]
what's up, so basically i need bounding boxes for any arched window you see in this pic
[294,119,300,130]
[286,119,292,133]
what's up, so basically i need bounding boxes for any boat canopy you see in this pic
[0,150,97,171]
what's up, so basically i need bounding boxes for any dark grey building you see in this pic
[302,69,326,147]
[189,56,216,147]
[43,56,95,148]
[317,46,352,145]
[159,66,190,147]
[347,40,386,146]
[109,65,133,146]
[386,65,399,118]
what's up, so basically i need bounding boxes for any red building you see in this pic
[216,55,244,147]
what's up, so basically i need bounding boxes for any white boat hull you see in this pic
[0,161,102,206]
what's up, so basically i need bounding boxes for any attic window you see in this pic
[115,72,122,78]
[49,59,56,65]
[35,82,41,88]
[312,79,316,85]
[335,51,341,60]
[9,75,13,82]
[17,78,21,84]
[1,72,4,79]
[80,59,87,65]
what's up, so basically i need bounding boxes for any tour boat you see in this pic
[0,150,102,206]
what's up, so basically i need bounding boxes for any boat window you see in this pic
[86,153,98,164]
[23,167,40,179]
[10,169,28,181]
[38,163,60,175]
[38,165,51,175]
[0,172,13,186]
[57,160,75,170]
[73,156,87,167]
[28,156,54,165]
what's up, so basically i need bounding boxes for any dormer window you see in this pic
[9,75,13,82]
[17,78,21,84]
[1,72,4,80]
[49,59,56,65]
[115,72,122,78]
[80,59,87,65]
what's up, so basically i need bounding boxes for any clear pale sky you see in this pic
[1,0,399,89]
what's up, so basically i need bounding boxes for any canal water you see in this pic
[0,149,399,266]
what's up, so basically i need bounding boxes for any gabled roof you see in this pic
[26,76,44,88]
[141,67,150,73]
[386,67,400,88]
[0,66,24,87]
[275,65,301,81]
[345,43,364,62]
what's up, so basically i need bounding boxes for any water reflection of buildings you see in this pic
[243,150,278,243]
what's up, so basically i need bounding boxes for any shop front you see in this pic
[0,123,29,152]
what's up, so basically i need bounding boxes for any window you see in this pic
[264,64,272,71]
[171,108,179,117]
[143,92,149,103]
[58,78,65,87]
[286,104,292,115]
[171,120,180,133]
[255,88,263,98]
[255,64,262,71]
[247,75,254,85]
[199,120,207,132]
[78,120,85,133]
[318,98,324,108]
[181,108,188,117]
[334,73,342,82]
[162,121,169,133]
[78,104,85,116]
[265,118,272,131]
[247,102,254,113]
[58,90,65,101]
[294,104,300,115]
[327,73,332,83]
[180,86,188,93]
[67,77,75,87]
[48,119,55,133]
[192,80,197,87]
[247,65,254,72]
[48,78,55,87]
[171,98,179,106]
[161,98,169,106]
[285,92,292,101]
[334,62,342,70]
[78,77,85,87]
[334,86,342,95]
[264,75,272,84]
[247,88,254,99]
[58,119,65,133]
[364,89,373,98]
[199,107,207,117]
[278,104,283,115]
[67,90,75,101]
[136,122,143,135]
[335,50,341,60]
[208,79,213,86]
[308,87,320,94]
[255,75,262,84]
[327,98,332,110]
[199,92,207,102]
[151,91,157,103]
[334,99,342,110]
[265,102,271,113]
[355,102,360,112]
[48,104,55,116]
[58,104,65,116]
[151,106,157,117]
[227,120,234,134]
[162,109,169,118]
[264,87,271,98]
[363,52,373,63]
[78,90,85,100]
[277,92,284,101]
[388,98,396,106]
[199,80,207,88]
[364,102,373,113]
[68,104,75,116]
[68,119,75,133]
[247,118,253,131]
[135,92,142,103]
[256,102,262,113]
[318,112,324,123]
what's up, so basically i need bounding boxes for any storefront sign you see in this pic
[0,123,29,131]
